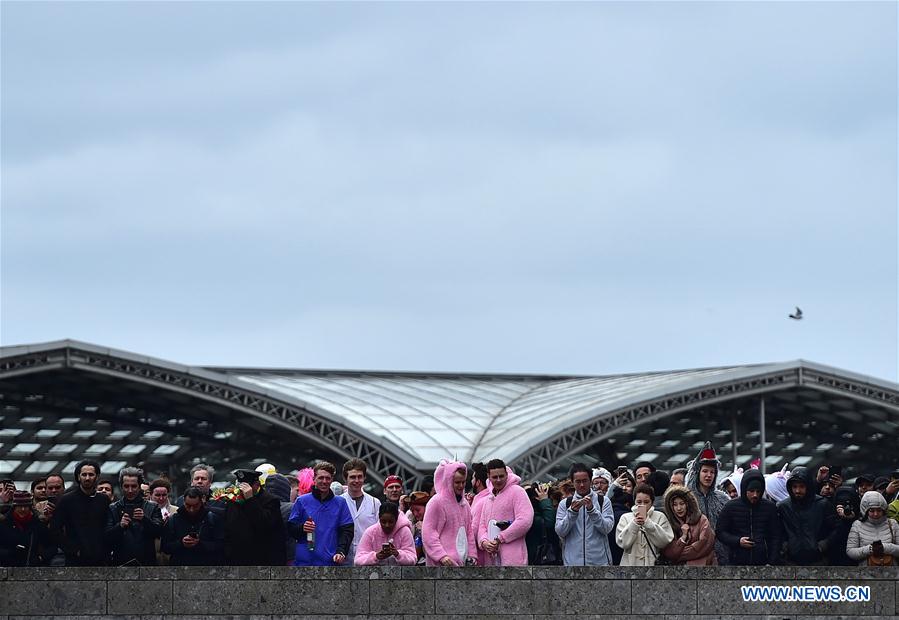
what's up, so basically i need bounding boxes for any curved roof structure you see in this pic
[2,340,897,485]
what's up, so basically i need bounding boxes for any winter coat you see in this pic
[828,487,860,566]
[615,504,674,566]
[423,460,476,566]
[776,466,838,565]
[555,491,614,566]
[49,487,111,566]
[0,510,52,566]
[341,491,380,566]
[715,469,782,566]
[265,474,297,566]
[354,520,417,566]
[661,486,717,566]
[526,497,559,565]
[287,488,354,566]
[887,498,899,522]
[469,487,491,567]
[105,496,164,566]
[224,488,286,566]
[608,488,631,565]
[477,468,534,566]
[685,445,730,565]
[161,506,224,566]
[846,491,899,566]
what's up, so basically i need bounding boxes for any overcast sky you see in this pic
[2,2,896,381]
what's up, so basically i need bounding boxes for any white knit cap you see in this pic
[592,467,612,483]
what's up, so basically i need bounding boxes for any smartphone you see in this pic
[47,495,57,506]
[187,530,199,539]
[890,471,899,481]
[381,543,391,550]
[829,465,842,477]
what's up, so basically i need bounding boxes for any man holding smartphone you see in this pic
[716,469,781,565]
[555,463,614,566]
[105,467,163,566]
[162,487,224,565]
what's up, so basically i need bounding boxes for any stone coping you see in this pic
[0,566,896,618]
[2,565,898,581]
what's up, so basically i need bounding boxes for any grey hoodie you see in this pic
[685,442,731,565]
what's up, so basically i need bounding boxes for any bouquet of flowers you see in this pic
[211,485,246,504]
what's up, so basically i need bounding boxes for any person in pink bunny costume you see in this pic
[422,459,477,566]
[477,459,534,566]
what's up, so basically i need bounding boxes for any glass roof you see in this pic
[233,363,770,463]
[3,340,898,475]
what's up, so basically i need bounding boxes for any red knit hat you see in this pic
[698,442,720,466]
[12,490,32,506]
[384,475,403,488]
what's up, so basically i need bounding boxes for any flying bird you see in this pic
[788,307,803,320]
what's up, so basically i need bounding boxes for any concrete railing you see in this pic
[1,565,897,619]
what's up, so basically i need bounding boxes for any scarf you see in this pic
[12,509,34,530]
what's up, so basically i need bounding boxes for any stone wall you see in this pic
[0,565,896,619]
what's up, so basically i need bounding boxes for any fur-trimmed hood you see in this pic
[663,485,701,526]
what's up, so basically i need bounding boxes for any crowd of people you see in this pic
[1,442,897,568]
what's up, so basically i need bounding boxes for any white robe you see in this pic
[342,491,381,565]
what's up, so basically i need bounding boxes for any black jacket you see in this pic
[49,487,111,566]
[776,466,838,565]
[0,510,53,566]
[716,469,782,566]
[224,488,286,566]
[105,496,164,566]
[161,505,224,566]
[607,488,631,566]
[827,487,860,566]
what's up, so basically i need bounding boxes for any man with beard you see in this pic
[49,460,110,565]
[716,469,781,566]
[477,459,534,566]
[777,466,837,566]
[288,461,354,566]
[224,469,286,566]
[162,487,224,565]
[422,460,476,566]
[106,467,163,566]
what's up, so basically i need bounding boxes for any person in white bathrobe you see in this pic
[341,458,381,565]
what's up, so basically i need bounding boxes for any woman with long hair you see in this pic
[661,485,717,565]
